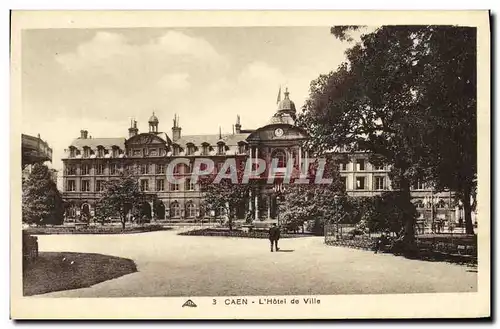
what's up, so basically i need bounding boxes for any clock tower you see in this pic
[245,88,308,222]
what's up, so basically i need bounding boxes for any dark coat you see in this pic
[269,226,281,241]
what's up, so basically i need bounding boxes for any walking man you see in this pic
[269,223,281,252]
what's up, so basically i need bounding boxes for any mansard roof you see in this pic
[70,137,126,150]
[175,133,250,147]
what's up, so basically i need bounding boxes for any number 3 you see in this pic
[212,299,217,305]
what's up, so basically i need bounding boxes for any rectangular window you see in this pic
[96,163,105,175]
[186,162,193,174]
[217,145,225,155]
[83,148,90,158]
[98,148,104,158]
[140,179,149,191]
[412,181,426,190]
[156,164,165,174]
[81,180,90,192]
[339,162,347,171]
[202,145,209,156]
[375,177,385,190]
[69,148,75,158]
[81,164,89,175]
[170,183,180,191]
[67,180,76,191]
[110,163,118,175]
[156,179,165,191]
[355,177,365,190]
[141,164,148,175]
[373,164,384,171]
[96,180,105,192]
[216,162,224,172]
[185,178,195,191]
[356,159,365,171]
[149,148,158,157]
[173,164,181,174]
[67,165,76,175]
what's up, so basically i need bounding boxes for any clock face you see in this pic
[274,128,284,137]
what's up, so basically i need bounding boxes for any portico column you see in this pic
[267,195,271,219]
[304,150,309,176]
[298,146,302,171]
[255,189,259,220]
[248,146,253,171]
[150,200,155,221]
[248,188,253,217]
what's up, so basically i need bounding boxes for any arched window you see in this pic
[436,199,446,208]
[272,149,287,168]
[186,202,196,218]
[413,200,424,209]
[170,201,180,218]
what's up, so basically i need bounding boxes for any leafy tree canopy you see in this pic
[22,163,64,225]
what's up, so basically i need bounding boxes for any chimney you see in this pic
[80,130,88,139]
[128,119,139,138]
[235,115,241,134]
[172,114,181,142]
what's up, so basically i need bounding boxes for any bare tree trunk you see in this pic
[398,178,417,255]
[462,188,474,234]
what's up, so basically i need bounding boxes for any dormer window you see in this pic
[201,143,210,156]
[69,147,76,158]
[237,142,247,155]
[112,146,119,158]
[97,146,105,158]
[186,143,195,156]
[83,146,90,158]
[172,145,180,156]
[217,142,225,155]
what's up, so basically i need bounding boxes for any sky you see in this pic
[21,26,369,178]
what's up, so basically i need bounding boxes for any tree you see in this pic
[414,27,477,234]
[300,27,427,251]
[325,26,477,235]
[22,163,64,225]
[279,159,344,235]
[199,174,251,231]
[96,172,147,229]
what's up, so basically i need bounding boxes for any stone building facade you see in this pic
[61,89,463,227]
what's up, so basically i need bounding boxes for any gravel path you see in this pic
[34,229,477,297]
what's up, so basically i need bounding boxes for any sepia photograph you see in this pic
[10,10,490,319]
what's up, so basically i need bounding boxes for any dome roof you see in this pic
[148,112,159,123]
[277,88,296,117]
[268,112,295,126]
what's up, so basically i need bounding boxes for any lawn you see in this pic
[23,252,137,296]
